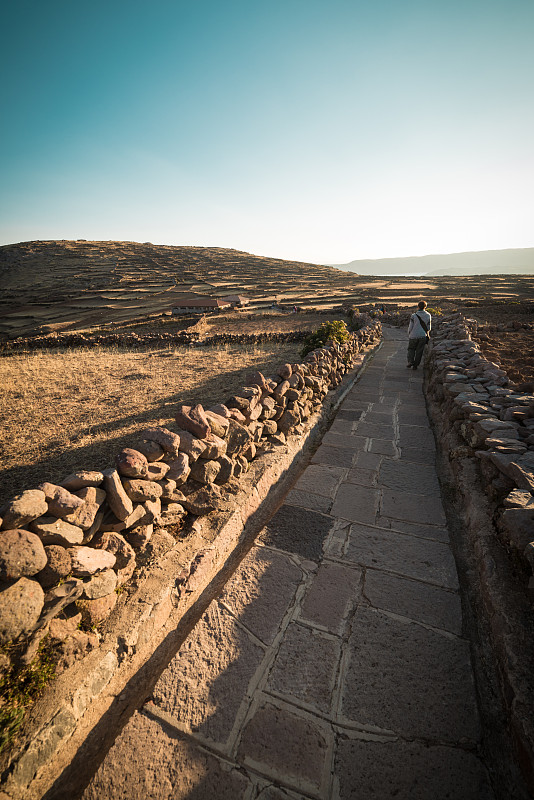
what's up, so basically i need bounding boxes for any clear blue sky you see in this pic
[1,0,533,263]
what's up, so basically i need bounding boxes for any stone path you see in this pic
[82,329,495,799]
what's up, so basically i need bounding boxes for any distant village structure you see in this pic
[172,294,249,315]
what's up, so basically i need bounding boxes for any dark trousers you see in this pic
[407,337,426,367]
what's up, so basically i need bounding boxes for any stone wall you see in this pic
[0,329,309,353]
[0,319,382,798]
[424,311,534,788]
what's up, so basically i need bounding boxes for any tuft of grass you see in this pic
[0,638,56,753]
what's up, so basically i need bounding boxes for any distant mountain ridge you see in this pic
[331,248,534,276]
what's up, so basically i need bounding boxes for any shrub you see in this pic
[301,320,350,357]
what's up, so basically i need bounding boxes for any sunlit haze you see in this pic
[1,0,533,264]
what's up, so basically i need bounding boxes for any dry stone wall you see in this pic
[0,319,381,797]
[425,311,534,785]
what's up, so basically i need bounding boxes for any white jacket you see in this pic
[408,309,431,339]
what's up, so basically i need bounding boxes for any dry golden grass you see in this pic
[0,341,302,507]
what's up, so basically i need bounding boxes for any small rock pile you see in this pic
[0,320,381,675]
[426,312,534,583]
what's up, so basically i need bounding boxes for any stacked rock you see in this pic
[426,312,534,580]
[0,319,382,670]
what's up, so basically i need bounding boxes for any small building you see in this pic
[220,294,250,307]
[172,297,231,315]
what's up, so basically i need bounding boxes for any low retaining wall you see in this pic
[0,329,309,353]
[0,320,382,798]
[424,312,534,791]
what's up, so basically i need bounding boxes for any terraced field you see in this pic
[2,240,533,340]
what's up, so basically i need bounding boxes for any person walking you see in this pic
[407,300,431,370]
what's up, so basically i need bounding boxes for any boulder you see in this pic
[131,439,165,462]
[39,483,85,518]
[61,471,104,491]
[30,517,84,546]
[176,430,207,461]
[141,427,181,456]
[103,469,134,521]
[175,404,211,439]
[225,418,253,456]
[507,462,534,493]
[126,523,153,550]
[166,452,191,484]
[273,380,290,399]
[190,459,221,485]
[123,479,163,503]
[278,363,292,380]
[0,578,44,645]
[82,568,118,599]
[36,545,72,588]
[277,408,301,435]
[204,410,230,438]
[115,448,149,478]
[215,455,234,484]
[180,487,221,516]
[70,546,116,576]
[208,403,231,419]
[63,487,106,530]
[199,433,227,460]
[157,478,177,500]
[93,532,136,585]
[0,529,47,581]
[146,462,170,481]
[1,490,48,530]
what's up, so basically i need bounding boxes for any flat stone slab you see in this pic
[311,445,355,468]
[353,451,383,470]
[364,411,394,424]
[375,518,450,542]
[355,422,395,439]
[267,622,340,713]
[259,505,334,560]
[293,464,345,498]
[345,523,458,588]
[83,711,251,800]
[381,488,447,526]
[321,432,367,451]
[399,424,436,451]
[368,438,397,456]
[300,562,362,633]
[364,570,463,634]
[341,606,480,742]
[220,546,302,645]
[335,408,364,421]
[345,467,377,488]
[327,419,355,436]
[330,485,379,525]
[237,701,331,795]
[285,488,332,513]
[378,458,441,496]
[151,602,264,745]
[399,446,436,465]
[335,737,494,800]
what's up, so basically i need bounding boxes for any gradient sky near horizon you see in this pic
[1,0,533,264]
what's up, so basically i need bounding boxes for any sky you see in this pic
[1,0,533,264]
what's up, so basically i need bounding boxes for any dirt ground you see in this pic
[0,341,302,508]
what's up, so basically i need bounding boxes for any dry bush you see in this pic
[0,341,301,506]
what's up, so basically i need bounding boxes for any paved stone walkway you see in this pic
[83,329,495,799]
